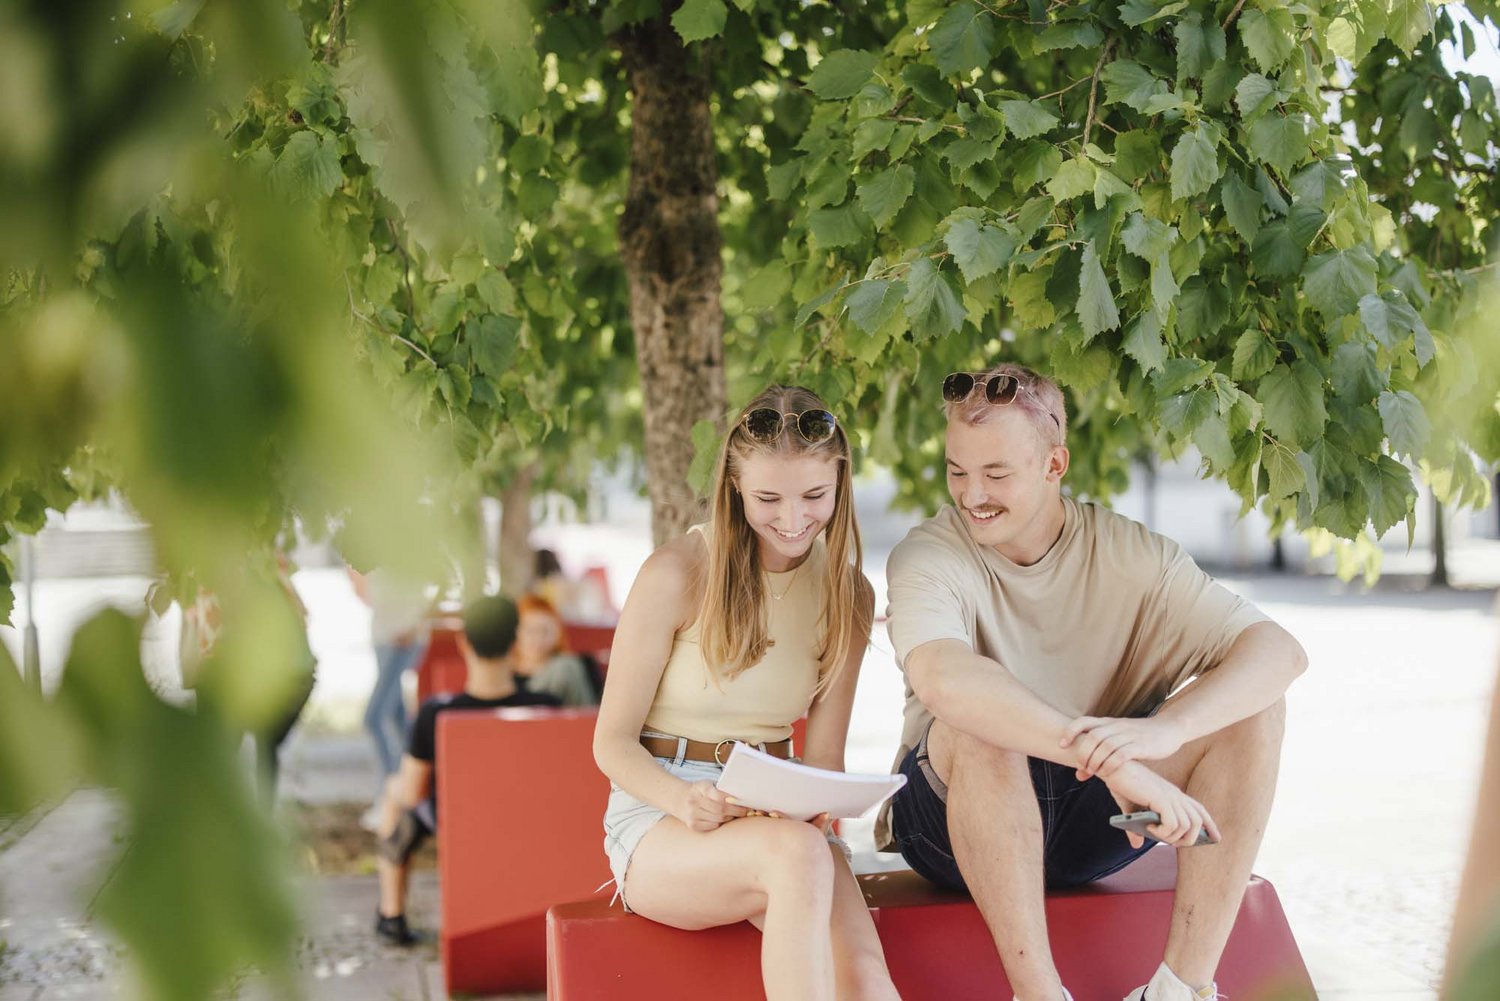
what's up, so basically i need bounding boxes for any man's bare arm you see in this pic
[905,638,1079,766]
[1064,620,1307,778]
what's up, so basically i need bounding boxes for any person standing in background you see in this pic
[351,567,432,829]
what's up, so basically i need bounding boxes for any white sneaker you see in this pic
[359,804,382,833]
[1123,962,1221,1001]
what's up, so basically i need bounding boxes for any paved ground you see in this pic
[2,550,1497,999]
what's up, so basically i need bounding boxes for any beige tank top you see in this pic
[642,524,827,745]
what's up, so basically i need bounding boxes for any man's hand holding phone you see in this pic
[1102,761,1221,849]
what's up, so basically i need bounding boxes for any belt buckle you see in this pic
[713,739,737,766]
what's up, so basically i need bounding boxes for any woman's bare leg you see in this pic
[625,816,841,1001]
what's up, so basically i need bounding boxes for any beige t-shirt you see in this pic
[642,526,827,746]
[875,497,1267,850]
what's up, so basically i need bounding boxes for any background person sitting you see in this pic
[372,593,560,946]
[513,593,602,706]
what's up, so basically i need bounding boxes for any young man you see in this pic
[877,364,1308,1001]
[373,593,561,946]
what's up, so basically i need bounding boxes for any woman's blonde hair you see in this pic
[697,386,863,699]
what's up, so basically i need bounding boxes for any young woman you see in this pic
[513,593,599,706]
[593,386,900,1000]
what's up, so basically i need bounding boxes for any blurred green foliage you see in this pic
[2,1,1499,997]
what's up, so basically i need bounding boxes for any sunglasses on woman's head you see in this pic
[741,408,839,444]
[942,372,1062,430]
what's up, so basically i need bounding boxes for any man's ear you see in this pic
[1045,445,1070,482]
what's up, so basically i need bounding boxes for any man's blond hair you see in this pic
[944,363,1068,449]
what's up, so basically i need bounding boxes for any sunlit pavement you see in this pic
[3,543,1498,999]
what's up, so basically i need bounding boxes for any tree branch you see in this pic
[1223,0,1249,31]
[1083,38,1117,148]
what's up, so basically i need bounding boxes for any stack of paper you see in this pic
[715,743,907,822]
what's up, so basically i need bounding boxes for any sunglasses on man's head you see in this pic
[741,408,839,444]
[942,372,1062,430]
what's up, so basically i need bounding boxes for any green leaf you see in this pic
[471,315,520,379]
[1358,291,1428,350]
[1239,7,1296,72]
[1173,11,1226,80]
[1160,387,1216,435]
[1332,341,1384,403]
[930,1,996,76]
[944,218,1017,283]
[1260,361,1328,446]
[1076,242,1120,339]
[742,262,793,311]
[1194,411,1235,470]
[807,50,880,100]
[904,259,966,341]
[847,278,907,333]
[998,100,1059,140]
[1114,130,1162,180]
[1012,141,1064,191]
[1100,60,1169,112]
[1037,21,1105,50]
[1170,124,1222,201]
[1009,269,1056,328]
[1264,443,1307,499]
[1124,310,1168,374]
[857,165,916,229]
[1302,247,1378,319]
[1251,221,1305,277]
[945,137,999,172]
[852,119,899,161]
[809,204,871,248]
[1249,113,1312,175]
[1153,357,1214,397]
[475,269,516,314]
[1358,455,1417,537]
[687,419,722,497]
[902,64,956,109]
[796,282,843,328]
[671,0,727,43]
[1046,157,1097,202]
[1378,390,1431,457]
[1121,212,1176,261]
[1386,0,1435,54]
[270,131,343,201]
[1221,172,1263,242]
[1232,329,1278,381]
[1234,73,1282,120]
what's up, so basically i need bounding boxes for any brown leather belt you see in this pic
[640,734,793,765]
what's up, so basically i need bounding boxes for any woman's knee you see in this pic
[756,821,835,888]
[836,948,894,1000]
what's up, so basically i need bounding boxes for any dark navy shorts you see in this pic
[890,724,1153,890]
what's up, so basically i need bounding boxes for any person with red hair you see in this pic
[513,593,600,706]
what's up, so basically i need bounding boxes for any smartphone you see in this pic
[1109,810,1218,846]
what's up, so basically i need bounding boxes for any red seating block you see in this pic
[547,848,1315,1000]
[438,708,611,996]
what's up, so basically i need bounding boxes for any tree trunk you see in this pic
[498,464,536,598]
[1432,490,1449,589]
[616,10,726,546]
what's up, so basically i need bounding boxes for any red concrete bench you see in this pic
[437,707,611,996]
[546,848,1315,1000]
[417,619,617,701]
[438,709,812,995]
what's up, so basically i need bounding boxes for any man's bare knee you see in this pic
[928,720,1029,787]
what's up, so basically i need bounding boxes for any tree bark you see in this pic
[498,463,536,598]
[616,10,726,546]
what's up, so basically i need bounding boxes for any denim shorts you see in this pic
[602,736,852,913]
[889,723,1152,891]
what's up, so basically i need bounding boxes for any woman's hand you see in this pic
[676,781,749,832]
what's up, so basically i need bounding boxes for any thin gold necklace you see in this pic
[765,560,802,600]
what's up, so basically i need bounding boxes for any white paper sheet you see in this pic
[714,743,907,822]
